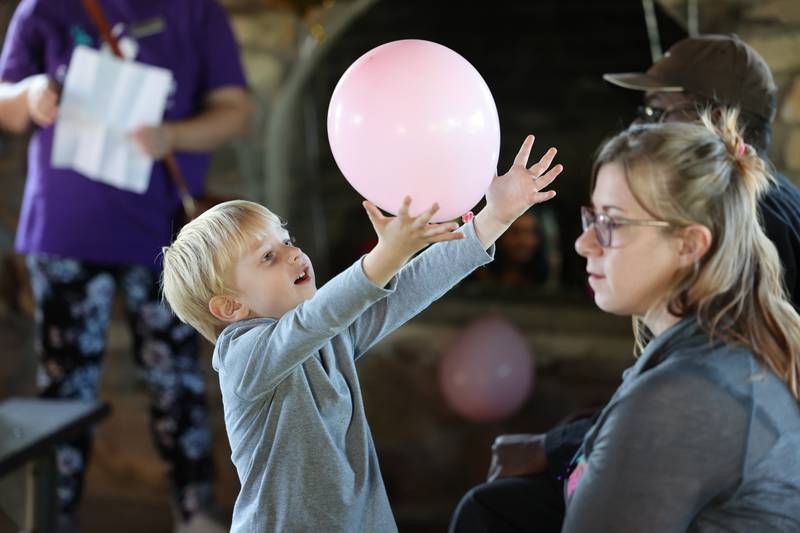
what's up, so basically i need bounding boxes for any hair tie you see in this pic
[738,143,747,157]
[461,211,474,224]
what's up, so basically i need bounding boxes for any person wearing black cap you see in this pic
[605,34,800,309]
[449,34,800,533]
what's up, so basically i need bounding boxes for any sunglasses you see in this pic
[635,101,699,124]
[581,206,672,247]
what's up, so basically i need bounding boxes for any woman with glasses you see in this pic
[563,110,800,531]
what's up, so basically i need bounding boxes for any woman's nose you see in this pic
[575,226,602,258]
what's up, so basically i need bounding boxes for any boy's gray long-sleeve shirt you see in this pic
[563,316,800,532]
[213,221,494,533]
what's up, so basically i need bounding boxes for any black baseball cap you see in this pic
[603,34,777,122]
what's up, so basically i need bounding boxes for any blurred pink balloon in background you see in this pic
[439,316,534,423]
[327,39,501,222]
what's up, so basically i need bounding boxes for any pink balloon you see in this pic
[439,316,534,423]
[327,39,501,222]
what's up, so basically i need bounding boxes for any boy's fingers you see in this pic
[422,221,459,237]
[528,190,557,205]
[413,203,440,228]
[397,196,413,220]
[513,135,535,168]
[362,200,374,216]
[426,231,465,243]
[363,201,385,222]
[528,147,558,177]
[533,164,563,191]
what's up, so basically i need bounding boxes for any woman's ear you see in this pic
[676,224,712,267]
[209,295,249,323]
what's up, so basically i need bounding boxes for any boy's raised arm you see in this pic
[348,135,562,357]
[216,256,396,399]
[348,218,493,358]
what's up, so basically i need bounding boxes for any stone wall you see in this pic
[744,2,800,182]
[657,0,800,184]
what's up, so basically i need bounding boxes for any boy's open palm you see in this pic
[486,135,562,225]
[363,197,464,260]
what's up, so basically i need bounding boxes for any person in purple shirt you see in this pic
[0,1,252,531]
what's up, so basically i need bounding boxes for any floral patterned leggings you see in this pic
[26,255,214,518]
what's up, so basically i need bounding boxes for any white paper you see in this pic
[52,45,172,194]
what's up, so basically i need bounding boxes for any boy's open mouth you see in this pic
[294,268,310,285]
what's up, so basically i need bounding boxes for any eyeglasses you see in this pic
[581,206,672,247]
[635,101,699,124]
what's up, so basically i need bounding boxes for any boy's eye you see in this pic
[262,251,274,262]
[283,236,296,246]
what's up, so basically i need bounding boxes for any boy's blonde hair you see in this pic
[162,200,282,343]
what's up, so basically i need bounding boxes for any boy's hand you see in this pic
[473,135,562,249]
[362,197,464,287]
[365,197,464,258]
[484,135,562,226]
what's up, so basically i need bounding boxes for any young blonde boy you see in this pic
[162,136,561,532]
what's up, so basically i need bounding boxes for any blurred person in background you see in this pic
[0,1,252,531]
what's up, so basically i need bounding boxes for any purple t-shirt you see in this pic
[0,0,247,268]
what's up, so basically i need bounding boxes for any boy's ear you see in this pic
[209,294,250,323]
